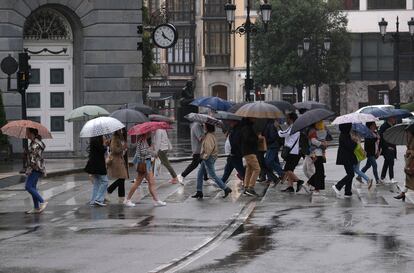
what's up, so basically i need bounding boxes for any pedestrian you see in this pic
[85,135,110,207]
[221,120,245,184]
[379,116,397,183]
[177,121,207,184]
[124,132,166,207]
[240,118,261,196]
[192,123,232,199]
[278,113,304,193]
[359,122,380,184]
[152,128,178,184]
[257,133,268,182]
[351,130,374,189]
[394,124,414,201]
[107,129,129,203]
[305,121,328,194]
[263,119,284,184]
[24,128,48,214]
[332,123,358,198]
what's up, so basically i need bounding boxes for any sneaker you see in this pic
[124,199,136,207]
[302,182,311,194]
[26,208,40,214]
[104,198,110,204]
[244,188,259,197]
[118,197,125,204]
[223,187,232,198]
[344,194,352,199]
[177,174,184,185]
[39,202,48,213]
[367,179,373,190]
[169,178,178,184]
[356,176,362,183]
[390,178,397,184]
[332,185,341,198]
[153,200,167,207]
[94,200,107,207]
[281,186,295,193]
[296,180,304,192]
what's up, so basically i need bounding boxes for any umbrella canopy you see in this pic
[332,113,378,125]
[401,102,414,112]
[352,123,375,138]
[293,101,329,110]
[110,109,149,124]
[148,114,174,123]
[383,123,414,146]
[267,101,296,113]
[184,113,223,128]
[80,117,125,138]
[213,111,242,121]
[120,103,156,115]
[65,105,109,122]
[291,109,335,134]
[228,102,249,113]
[1,120,52,139]
[360,107,412,120]
[191,96,234,111]
[235,102,284,119]
[128,121,172,136]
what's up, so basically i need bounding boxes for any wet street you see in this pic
[1,147,414,273]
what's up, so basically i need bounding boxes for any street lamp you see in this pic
[378,17,414,109]
[297,36,331,101]
[225,0,272,102]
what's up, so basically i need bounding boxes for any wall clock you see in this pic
[152,23,178,48]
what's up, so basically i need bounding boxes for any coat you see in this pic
[240,123,258,156]
[379,121,397,159]
[336,123,358,166]
[107,135,128,179]
[405,135,414,190]
[200,132,218,160]
[84,138,107,175]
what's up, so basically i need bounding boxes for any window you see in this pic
[28,116,41,123]
[168,0,195,22]
[341,0,359,10]
[350,35,361,73]
[27,93,41,108]
[30,69,40,84]
[50,92,64,108]
[50,68,64,84]
[204,20,230,67]
[152,47,162,64]
[204,0,225,17]
[168,27,195,75]
[367,0,406,10]
[50,116,65,132]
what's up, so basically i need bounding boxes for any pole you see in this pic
[20,79,28,173]
[394,17,401,109]
[245,1,251,102]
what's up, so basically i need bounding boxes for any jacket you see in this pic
[132,138,154,164]
[262,121,280,149]
[240,123,258,156]
[27,138,46,174]
[229,125,242,157]
[336,123,358,166]
[364,132,379,157]
[107,135,128,179]
[85,139,107,175]
[200,132,218,160]
[406,132,414,190]
[152,129,172,153]
[379,122,397,159]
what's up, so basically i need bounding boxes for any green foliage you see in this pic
[142,6,158,81]
[252,0,351,87]
[0,92,8,145]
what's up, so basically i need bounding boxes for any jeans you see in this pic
[335,164,354,196]
[107,179,125,197]
[361,156,379,181]
[197,156,227,192]
[158,150,177,178]
[25,171,44,209]
[90,175,109,204]
[353,162,370,183]
[182,154,207,180]
[244,154,261,189]
[265,147,284,177]
[221,156,245,183]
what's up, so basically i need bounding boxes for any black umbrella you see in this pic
[383,123,414,146]
[290,109,335,134]
[267,101,296,113]
[149,114,174,123]
[120,103,156,115]
[110,109,149,124]
[228,102,249,113]
[293,101,329,110]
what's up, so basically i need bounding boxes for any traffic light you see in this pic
[17,52,31,94]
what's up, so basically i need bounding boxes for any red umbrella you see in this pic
[1,120,52,139]
[128,121,172,136]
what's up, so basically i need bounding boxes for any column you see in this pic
[360,0,367,11]
[407,0,413,10]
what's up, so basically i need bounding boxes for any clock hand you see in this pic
[161,31,172,42]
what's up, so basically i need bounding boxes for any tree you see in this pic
[252,0,350,101]
[0,92,8,146]
[142,6,158,82]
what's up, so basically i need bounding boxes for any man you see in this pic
[263,119,284,184]
[379,116,397,183]
[221,119,245,184]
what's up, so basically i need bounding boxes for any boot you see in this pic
[191,191,203,199]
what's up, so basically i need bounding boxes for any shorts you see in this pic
[284,154,301,171]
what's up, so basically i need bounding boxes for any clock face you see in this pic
[152,24,178,48]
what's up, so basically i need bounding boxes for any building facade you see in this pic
[0,0,143,154]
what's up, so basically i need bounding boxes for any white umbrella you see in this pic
[80,117,125,138]
[332,113,378,125]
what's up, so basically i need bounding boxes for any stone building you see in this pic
[0,0,143,154]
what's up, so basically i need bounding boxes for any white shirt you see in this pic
[152,129,172,152]
[278,125,300,155]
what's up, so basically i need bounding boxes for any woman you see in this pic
[107,129,129,203]
[124,132,166,207]
[394,124,414,201]
[85,135,109,207]
[332,123,357,198]
[359,122,380,184]
[25,128,48,214]
[192,123,232,199]
[152,128,178,183]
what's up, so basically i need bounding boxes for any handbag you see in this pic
[354,143,366,162]
[137,159,147,174]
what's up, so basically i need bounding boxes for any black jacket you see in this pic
[229,125,243,157]
[262,121,281,149]
[240,123,258,156]
[336,123,357,166]
[379,121,397,159]
[364,137,377,157]
[85,140,107,175]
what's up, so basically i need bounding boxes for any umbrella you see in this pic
[290,109,335,134]
[352,123,375,138]
[235,102,284,119]
[360,108,412,120]
[267,101,296,113]
[213,111,242,121]
[1,120,52,139]
[293,101,329,110]
[80,117,125,138]
[401,102,414,112]
[149,114,174,123]
[228,102,249,113]
[110,109,149,124]
[332,113,378,125]
[65,105,109,122]
[191,96,234,111]
[184,113,223,128]
[120,103,156,115]
[128,121,172,136]
[387,109,413,119]
[383,123,414,146]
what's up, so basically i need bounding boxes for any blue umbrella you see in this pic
[362,108,413,120]
[352,123,375,138]
[191,96,234,111]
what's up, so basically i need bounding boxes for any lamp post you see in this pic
[225,0,272,102]
[297,36,331,101]
[378,17,414,109]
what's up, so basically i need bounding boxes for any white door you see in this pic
[26,60,73,151]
